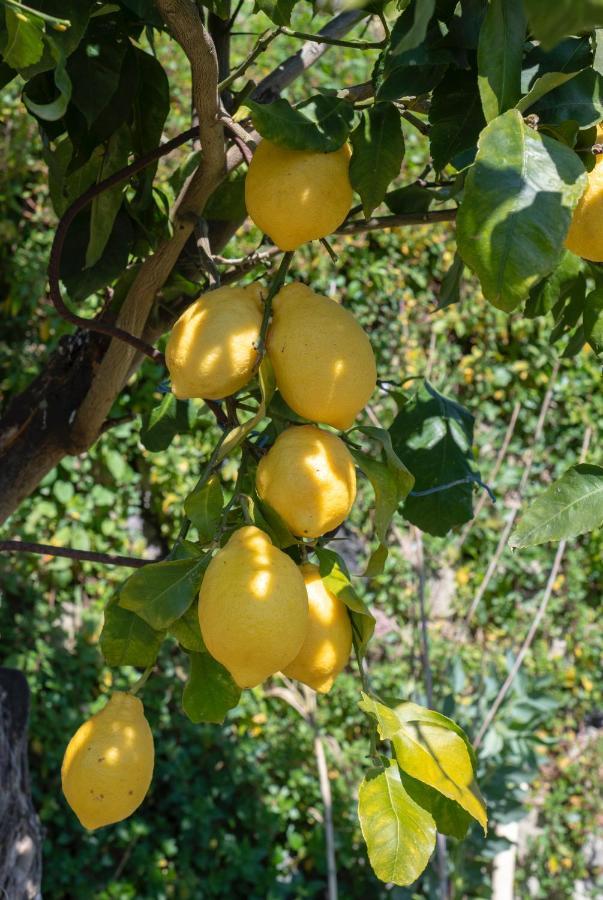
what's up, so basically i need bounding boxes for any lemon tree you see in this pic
[0,0,602,893]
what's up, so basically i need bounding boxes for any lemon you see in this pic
[283,564,352,693]
[566,147,603,261]
[267,282,377,429]
[256,425,356,538]
[198,526,308,688]
[245,140,353,250]
[165,284,264,400]
[61,692,154,830]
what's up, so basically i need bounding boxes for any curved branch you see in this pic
[0,540,150,568]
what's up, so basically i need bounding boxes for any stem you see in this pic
[219,27,281,92]
[281,25,383,49]
[0,540,150,568]
[255,250,294,365]
[129,665,154,696]
[335,208,457,235]
[0,0,70,26]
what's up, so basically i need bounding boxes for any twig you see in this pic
[280,25,382,49]
[254,250,294,366]
[456,401,521,551]
[473,426,592,749]
[129,665,154,696]
[218,27,281,92]
[400,109,430,136]
[465,362,560,624]
[335,208,457,235]
[0,540,150,568]
[0,0,70,26]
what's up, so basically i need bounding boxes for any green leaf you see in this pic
[314,547,375,656]
[140,393,190,452]
[390,0,436,57]
[523,0,603,50]
[23,41,72,122]
[584,287,603,354]
[184,474,224,544]
[457,109,587,312]
[358,764,436,887]
[429,69,485,171]
[516,70,581,113]
[525,250,583,318]
[477,0,526,121]
[247,96,353,153]
[100,599,165,667]
[204,172,247,222]
[399,771,472,840]
[119,556,211,631]
[349,103,404,218]
[351,435,413,572]
[385,183,434,214]
[169,603,206,652]
[510,464,603,547]
[4,8,44,70]
[85,123,130,268]
[182,652,241,724]
[364,543,389,577]
[438,252,465,309]
[254,0,296,25]
[528,67,603,127]
[389,380,478,536]
[359,695,487,833]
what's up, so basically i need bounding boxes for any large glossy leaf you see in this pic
[247,96,353,152]
[182,652,241,724]
[86,123,130,268]
[523,0,603,50]
[516,70,580,113]
[429,69,485,171]
[389,0,436,57]
[477,0,526,121]
[399,771,472,840]
[360,695,487,832]
[528,67,603,127]
[100,599,165,668]
[457,109,587,312]
[315,547,375,656]
[140,393,191,452]
[389,380,478,536]
[120,555,211,631]
[358,764,436,886]
[3,8,45,70]
[349,103,404,218]
[184,475,224,544]
[510,464,603,547]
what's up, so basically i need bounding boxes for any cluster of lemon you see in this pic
[62,140,375,830]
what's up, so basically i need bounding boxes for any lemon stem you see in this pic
[129,665,154,696]
[255,250,294,366]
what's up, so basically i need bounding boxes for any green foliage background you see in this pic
[0,7,602,899]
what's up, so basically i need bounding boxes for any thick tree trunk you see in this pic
[0,668,43,899]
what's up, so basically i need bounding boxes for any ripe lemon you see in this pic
[566,148,603,261]
[256,425,356,538]
[165,284,264,399]
[245,140,353,250]
[198,526,308,688]
[283,564,353,693]
[267,282,377,429]
[61,692,154,830]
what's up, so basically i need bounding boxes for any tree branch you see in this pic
[0,541,150,568]
[335,209,457,235]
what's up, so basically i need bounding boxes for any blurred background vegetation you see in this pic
[0,9,601,899]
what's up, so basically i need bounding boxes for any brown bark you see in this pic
[0,669,42,900]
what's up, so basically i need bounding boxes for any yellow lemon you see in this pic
[198,526,308,688]
[283,563,352,693]
[61,692,154,830]
[256,425,356,538]
[165,284,264,399]
[566,125,603,261]
[245,140,353,250]
[267,282,377,429]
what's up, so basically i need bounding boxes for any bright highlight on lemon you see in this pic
[165,283,264,400]
[61,692,154,830]
[256,425,356,538]
[283,563,353,693]
[198,526,309,688]
[267,282,377,430]
[245,140,353,250]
